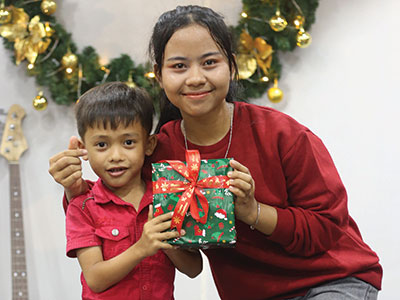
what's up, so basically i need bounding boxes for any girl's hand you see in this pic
[48,136,88,200]
[136,205,182,258]
[228,159,259,226]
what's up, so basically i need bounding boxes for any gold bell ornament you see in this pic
[267,79,283,103]
[296,28,312,48]
[33,91,48,111]
[269,10,287,32]
[0,3,11,24]
[124,73,137,88]
[41,0,57,16]
[61,50,78,70]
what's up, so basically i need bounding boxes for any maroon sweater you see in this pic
[145,101,382,300]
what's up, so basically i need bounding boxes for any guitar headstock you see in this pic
[0,104,28,162]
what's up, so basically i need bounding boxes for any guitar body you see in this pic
[1,104,29,300]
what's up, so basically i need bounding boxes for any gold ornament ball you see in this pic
[61,52,78,69]
[0,5,12,24]
[296,30,312,48]
[33,92,48,111]
[41,0,57,16]
[269,13,288,32]
[293,15,305,30]
[267,87,284,103]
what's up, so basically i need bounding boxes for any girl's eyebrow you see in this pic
[166,51,222,61]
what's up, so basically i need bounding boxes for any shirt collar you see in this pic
[91,178,153,213]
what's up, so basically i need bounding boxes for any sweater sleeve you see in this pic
[268,129,349,256]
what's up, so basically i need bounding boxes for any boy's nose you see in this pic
[109,147,124,162]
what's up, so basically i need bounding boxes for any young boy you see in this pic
[66,82,202,299]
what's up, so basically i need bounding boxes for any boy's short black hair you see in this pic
[75,82,154,139]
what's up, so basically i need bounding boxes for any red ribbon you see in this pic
[153,150,230,232]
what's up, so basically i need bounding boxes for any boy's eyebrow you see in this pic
[166,51,222,61]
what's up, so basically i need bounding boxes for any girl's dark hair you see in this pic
[148,5,241,133]
[75,82,154,139]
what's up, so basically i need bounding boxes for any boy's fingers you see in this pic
[159,230,181,241]
[153,211,174,223]
[68,136,79,150]
[49,150,86,166]
[148,205,154,221]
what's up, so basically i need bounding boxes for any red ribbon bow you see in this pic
[153,150,230,232]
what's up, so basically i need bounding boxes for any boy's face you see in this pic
[80,121,156,197]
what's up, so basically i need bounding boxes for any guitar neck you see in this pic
[10,163,29,300]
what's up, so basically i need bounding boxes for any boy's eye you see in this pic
[96,142,107,148]
[125,139,135,146]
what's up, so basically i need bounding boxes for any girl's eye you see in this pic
[204,59,216,66]
[173,63,185,69]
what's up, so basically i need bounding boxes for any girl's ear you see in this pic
[145,134,158,156]
[77,139,89,161]
[154,64,163,88]
[231,54,237,80]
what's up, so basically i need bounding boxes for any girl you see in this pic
[49,5,382,300]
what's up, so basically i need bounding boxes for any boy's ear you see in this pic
[145,134,157,156]
[154,64,163,88]
[77,139,89,161]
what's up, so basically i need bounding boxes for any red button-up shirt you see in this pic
[66,179,175,300]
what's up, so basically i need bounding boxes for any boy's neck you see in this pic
[107,179,146,210]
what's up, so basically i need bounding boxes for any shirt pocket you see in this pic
[95,225,131,260]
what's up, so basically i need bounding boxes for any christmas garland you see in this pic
[0,0,318,111]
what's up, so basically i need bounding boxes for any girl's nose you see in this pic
[185,66,206,86]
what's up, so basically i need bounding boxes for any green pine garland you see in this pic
[1,0,318,109]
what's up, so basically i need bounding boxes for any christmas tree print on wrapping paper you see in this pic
[152,150,236,249]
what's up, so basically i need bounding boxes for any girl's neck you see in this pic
[181,102,233,146]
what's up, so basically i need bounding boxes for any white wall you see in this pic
[0,0,398,299]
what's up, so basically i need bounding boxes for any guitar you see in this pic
[0,104,29,300]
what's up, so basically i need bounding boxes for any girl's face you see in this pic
[158,24,232,120]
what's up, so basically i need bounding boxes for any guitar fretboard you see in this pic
[10,163,29,300]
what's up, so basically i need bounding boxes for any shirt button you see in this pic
[142,285,148,291]
[111,229,119,236]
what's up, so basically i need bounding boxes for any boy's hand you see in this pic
[228,159,258,225]
[136,205,182,258]
[48,136,88,200]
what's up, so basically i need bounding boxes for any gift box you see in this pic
[152,150,236,249]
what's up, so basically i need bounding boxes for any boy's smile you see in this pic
[80,121,155,200]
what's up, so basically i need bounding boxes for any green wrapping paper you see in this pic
[152,150,236,249]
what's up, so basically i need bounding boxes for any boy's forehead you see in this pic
[90,119,140,130]
[85,120,147,136]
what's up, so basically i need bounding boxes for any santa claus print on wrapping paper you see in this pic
[215,208,228,220]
